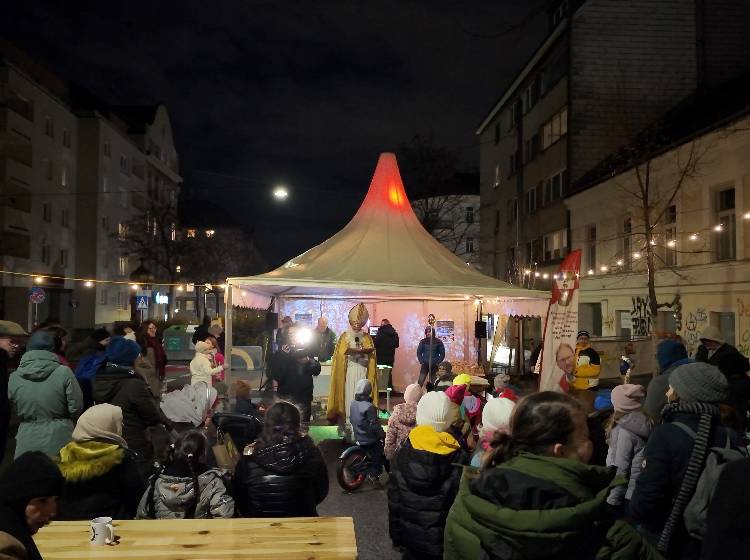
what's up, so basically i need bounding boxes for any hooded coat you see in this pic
[384,402,418,461]
[388,425,469,559]
[8,349,83,458]
[605,411,652,504]
[444,453,663,560]
[645,341,692,420]
[233,435,328,517]
[189,341,223,387]
[56,441,143,520]
[694,342,750,431]
[136,463,234,519]
[374,324,399,367]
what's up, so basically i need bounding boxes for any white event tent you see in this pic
[225,153,548,389]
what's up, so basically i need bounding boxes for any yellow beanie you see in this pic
[453,373,471,386]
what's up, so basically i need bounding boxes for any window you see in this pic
[44,116,54,138]
[524,135,539,163]
[541,106,568,150]
[42,158,53,180]
[120,155,129,174]
[205,229,216,238]
[118,256,127,276]
[551,1,568,27]
[102,176,108,193]
[506,199,518,224]
[523,80,539,113]
[579,302,602,336]
[116,291,124,310]
[543,229,568,261]
[103,140,111,157]
[42,203,52,222]
[621,217,632,270]
[715,187,736,261]
[465,207,474,224]
[41,242,50,265]
[493,123,500,145]
[99,288,108,306]
[509,151,519,176]
[118,223,127,240]
[101,215,109,231]
[187,228,196,238]
[171,223,177,241]
[543,169,566,204]
[586,225,597,271]
[465,237,475,253]
[494,210,500,234]
[62,128,71,148]
[493,163,501,188]
[61,208,69,227]
[664,205,677,267]
[60,166,68,188]
[59,249,68,267]
[176,265,182,273]
[525,188,537,215]
[525,238,542,264]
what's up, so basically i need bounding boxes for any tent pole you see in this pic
[225,282,233,396]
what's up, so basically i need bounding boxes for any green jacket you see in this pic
[444,453,663,560]
[8,350,83,458]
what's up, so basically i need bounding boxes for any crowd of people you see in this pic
[1,313,749,560]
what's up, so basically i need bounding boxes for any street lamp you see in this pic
[272,186,289,201]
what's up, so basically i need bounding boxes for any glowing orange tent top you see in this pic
[227,152,548,306]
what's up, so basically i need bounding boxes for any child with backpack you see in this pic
[136,429,234,519]
[605,384,652,516]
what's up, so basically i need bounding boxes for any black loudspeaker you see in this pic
[474,320,487,339]
[265,312,279,331]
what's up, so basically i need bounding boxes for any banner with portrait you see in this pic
[539,250,582,392]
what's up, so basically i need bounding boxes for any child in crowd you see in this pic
[388,389,469,559]
[384,383,423,462]
[470,394,516,467]
[137,429,234,519]
[349,379,386,484]
[605,384,652,515]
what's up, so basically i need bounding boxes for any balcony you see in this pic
[0,180,31,213]
[0,230,30,259]
[0,155,32,186]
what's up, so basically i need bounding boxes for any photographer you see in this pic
[269,328,321,426]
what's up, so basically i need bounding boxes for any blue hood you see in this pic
[656,339,688,371]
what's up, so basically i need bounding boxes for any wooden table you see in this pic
[34,517,357,559]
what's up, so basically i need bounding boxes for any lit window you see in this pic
[118,256,127,276]
[176,265,182,273]
[118,223,127,240]
[541,106,568,150]
[205,229,216,238]
[170,223,176,241]
[187,229,196,238]
[61,166,68,188]
[494,164,501,188]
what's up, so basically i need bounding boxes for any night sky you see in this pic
[2,1,547,268]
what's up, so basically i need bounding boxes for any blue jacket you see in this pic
[417,337,445,366]
[350,396,385,445]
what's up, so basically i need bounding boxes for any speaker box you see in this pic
[474,320,487,339]
[265,312,279,331]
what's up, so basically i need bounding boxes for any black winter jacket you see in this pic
[374,324,399,367]
[92,363,163,455]
[701,458,750,558]
[233,435,328,517]
[388,427,468,559]
[630,410,741,558]
[695,343,750,429]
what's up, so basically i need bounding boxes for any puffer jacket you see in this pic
[417,336,445,367]
[136,464,234,519]
[388,425,469,559]
[233,435,328,517]
[56,440,143,520]
[8,349,83,458]
[606,411,652,504]
[444,453,664,560]
[384,402,417,461]
[572,343,601,390]
[350,395,385,446]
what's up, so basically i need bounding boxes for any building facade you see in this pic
[479,0,750,287]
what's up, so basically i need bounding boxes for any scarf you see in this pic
[657,401,720,553]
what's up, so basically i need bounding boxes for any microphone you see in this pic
[355,337,360,344]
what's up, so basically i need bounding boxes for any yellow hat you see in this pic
[453,373,472,386]
[348,303,369,326]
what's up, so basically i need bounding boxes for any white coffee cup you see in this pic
[90,517,115,545]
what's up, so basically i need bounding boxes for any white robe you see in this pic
[342,329,369,438]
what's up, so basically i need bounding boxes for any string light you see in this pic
[713,224,724,232]
[84,281,94,288]
[177,285,184,292]
[130,284,139,291]
[34,276,44,284]
[744,212,750,220]
[534,272,540,278]
[689,233,699,241]
[542,273,549,279]
[633,252,641,258]
[649,239,657,246]
[523,269,531,276]
[616,259,624,266]
[600,265,608,272]
[667,240,676,248]
[587,269,594,275]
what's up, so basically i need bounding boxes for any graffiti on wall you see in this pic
[631,297,651,337]
[684,307,708,356]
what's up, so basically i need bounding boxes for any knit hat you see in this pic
[699,326,725,344]
[355,378,372,397]
[482,397,515,434]
[577,330,590,339]
[611,384,646,412]
[0,452,64,508]
[105,336,140,366]
[71,403,127,448]
[92,328,111,343]
[416,391,459,432]
[656,339,689,370]
[27,330,55,351]
[452,373,472,386]
[403,383,423,404]
[669,362,729,403]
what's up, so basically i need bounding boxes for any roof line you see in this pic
[476,20,568,136]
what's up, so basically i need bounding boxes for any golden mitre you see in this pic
[348,303,369,326]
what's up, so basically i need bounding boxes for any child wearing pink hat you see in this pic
[606,384,652,511]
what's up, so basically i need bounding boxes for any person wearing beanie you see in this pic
[349,379,386,483]
[388,388,468,559]
[645,339,693,421]
[631,362,742,558]
[384,383,423,461]
[8,331,83,459]
[55,404,143,520]
[570,330,601,414]
[470,395,515,467]
[605,384,652,512]
[189,340,228,388]
[92,336,167,480]
[0,451,64,560]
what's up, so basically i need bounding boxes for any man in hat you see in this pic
[326,303,378,440]
[571,330,601,413]
[0,321,27,467]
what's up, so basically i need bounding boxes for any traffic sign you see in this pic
[136,296,150,310]
[29,287,46,304]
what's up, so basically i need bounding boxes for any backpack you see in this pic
[673,422,747,539]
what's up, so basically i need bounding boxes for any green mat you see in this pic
[308,425,341,443]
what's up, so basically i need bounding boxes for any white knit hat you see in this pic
[482,397,515,434]
[416,391,459,432]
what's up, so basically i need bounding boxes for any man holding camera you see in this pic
[270,326,321,427]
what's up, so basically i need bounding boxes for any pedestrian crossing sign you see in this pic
[136,296,150,310]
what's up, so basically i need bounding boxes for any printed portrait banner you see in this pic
[539,250,582,392]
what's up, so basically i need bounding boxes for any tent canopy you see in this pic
[228,153,548,307]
